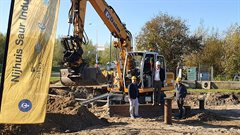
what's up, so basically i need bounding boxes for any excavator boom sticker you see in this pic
[0,0,60,123]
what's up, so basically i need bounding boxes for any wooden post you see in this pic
[199,99,205,110]
[164,97,173,124]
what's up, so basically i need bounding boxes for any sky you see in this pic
[0,0,239,46]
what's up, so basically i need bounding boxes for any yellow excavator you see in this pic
[0,0,176,123]
[59,0,175,104]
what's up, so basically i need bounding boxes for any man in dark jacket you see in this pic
[128,76,140,118]
[175,77,187,119]
[153,61,165,105]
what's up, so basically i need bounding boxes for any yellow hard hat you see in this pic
[176,77,182,82]
[131,76,137,80]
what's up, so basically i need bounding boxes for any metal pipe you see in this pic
[199,99,205,110]
[164,97,173,124]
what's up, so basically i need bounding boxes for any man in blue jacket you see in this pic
[128,76,140,119]
[175,77,187,119]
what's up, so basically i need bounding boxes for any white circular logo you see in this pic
[18,99,32,112]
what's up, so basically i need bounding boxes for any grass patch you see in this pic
[188,89,240,93]
[50,77,60,82]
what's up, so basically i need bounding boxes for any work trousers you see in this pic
[177,98,184,118]
[129,98,139,117]
[153,80,162,104]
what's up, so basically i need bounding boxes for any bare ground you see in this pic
[1,89,240,135]
[71,105,240,135]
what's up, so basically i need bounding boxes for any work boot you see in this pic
[176,114,182,120]
[178,116,182,120]
[135,115,142,118]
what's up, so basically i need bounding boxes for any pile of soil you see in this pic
[205,93,239,106]
[0,89,108,134]
[89,106,110,118]
[184,110,226,122]
[183,93,240,107]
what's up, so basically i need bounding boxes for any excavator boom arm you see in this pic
[89,0,132,90]
[70,0,87,38]
[89,0,129,39]
[61,0,132,90]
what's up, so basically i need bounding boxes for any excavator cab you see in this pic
[123,51,174,103]
[123,51,166,91]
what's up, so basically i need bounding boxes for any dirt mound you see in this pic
[205,93,239,106]
[189,110,225,121]
[0,89,108,134]
[183,93,240,107]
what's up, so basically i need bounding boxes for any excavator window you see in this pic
[143,54,154,88]
[157,55,166,70]
[124,53,143,88]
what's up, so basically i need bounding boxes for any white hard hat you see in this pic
[156,61,161,65]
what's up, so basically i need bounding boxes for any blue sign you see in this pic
[18,99,32,112]
[187,67,197,81]
[201,72,210,81]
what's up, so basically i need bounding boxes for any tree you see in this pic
[184,27,225,77]
[52,38,64,67]
[98,46,111,65]
[200,35,224,76]
[52,38,97,67]
[135,13,202,72]
[0,33,6,64]
[98,43,118,66]
[222,24,240,78]
[82,40,97,66]
[183,23,209,67]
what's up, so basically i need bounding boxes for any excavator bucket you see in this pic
[60,68,107,86]
[60,35,108,86]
